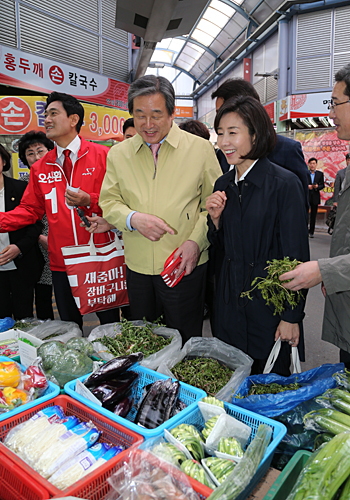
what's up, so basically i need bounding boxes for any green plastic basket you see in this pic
[263,450,312,500]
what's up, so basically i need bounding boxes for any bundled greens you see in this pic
[286,432,350,500]
[240,257,304,316]
[93,319,171,358]
[172,357,233,397]
[248,380,301,396]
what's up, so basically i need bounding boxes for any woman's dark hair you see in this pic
[46,92,84,133]
[179,120,210,140]
[0,144,12,172]
[214,95,276,160]
[18,131,54,167]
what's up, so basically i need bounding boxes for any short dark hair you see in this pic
[212,78,260,103]
[346,153,350,160]
[46,92,84,133]
[308,157,318,164]
[18,131,54,167]
[179,120,210,140]
[214,96,276,160]
[122,118,135,135]
[128,75,175,116]
[335,64,350,98]
[0,144,12,172]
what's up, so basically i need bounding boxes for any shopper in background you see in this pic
[18,131,55,320]
[307,157,325,238]
[333,153,350,207]
[179,119,210,140]
[280,63,350,368]
[206,96,309,376]
[122,118,137,140]
[0,92,120,330]
[97,75,222,343]
[0,144,44,319]
[212,78,309,212]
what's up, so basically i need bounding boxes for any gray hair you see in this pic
[335,64,350,97]
[128,75,175,116]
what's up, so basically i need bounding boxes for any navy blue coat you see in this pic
[216,134,309,212]
[208,157,310,361]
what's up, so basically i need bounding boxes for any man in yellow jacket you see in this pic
[98,75,221,343]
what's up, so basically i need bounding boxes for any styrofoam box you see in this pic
[18,331,43,367]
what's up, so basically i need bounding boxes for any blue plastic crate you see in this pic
[162,400,287,500]
[0,356,60,422]
[64,364,206,439]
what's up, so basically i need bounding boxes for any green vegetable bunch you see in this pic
[93,318,171,357]
[172,357,233,397]
[240,257,304,316]
[248,380,301,396]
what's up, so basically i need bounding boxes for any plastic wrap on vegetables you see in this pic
[208,423,272,500]
[51,349,93,388]
[134,378,180,429]
[66,337,95,357]
[4,405,65,453]
[0,361,21,387]
[106,449,198,500]
[35,422,100,478]
[49,442,112,489]
[22,363,48,399]
[91,371,138,410]
[81,445,123,478]
[22,415,79,466]
[286,432,350,500]
[37,341,66,371]
[180,459,215,488]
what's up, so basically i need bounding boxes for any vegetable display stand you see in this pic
[64,364,206,439]
[0,355,60,423]
[262,450,312,500]
[0,395,143,500]
[165,400,287,500]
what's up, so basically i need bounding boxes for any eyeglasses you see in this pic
[328,99,350,110]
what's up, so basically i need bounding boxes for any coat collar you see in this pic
[45,135,89,163]
[220,157,270,190]
[132,122,181,154]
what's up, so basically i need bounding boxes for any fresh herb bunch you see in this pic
[240,257,304,316]
[247,380,301,396]
[172,357,233,396]
[92,318,171,357]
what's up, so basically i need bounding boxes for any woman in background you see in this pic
[18,131,55,320]
[206,96,309,376]
[0,143,44,319]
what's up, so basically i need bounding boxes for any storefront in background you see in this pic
[0,95,131,178]
[296,129,349,205]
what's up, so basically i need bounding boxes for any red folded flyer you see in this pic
[161,249,185,287]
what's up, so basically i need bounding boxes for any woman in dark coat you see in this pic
[0,144,44,319]
[206,96,309,376]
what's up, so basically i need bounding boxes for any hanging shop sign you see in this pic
[0,45,129,110]
[279,92,332,121]
[264,102,276,124]
[296,129,349,205]
[0,95,130,142]
[174,106,193,118]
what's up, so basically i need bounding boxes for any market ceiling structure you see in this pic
[115,0,335,97]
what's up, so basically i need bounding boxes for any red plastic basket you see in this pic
[0,395,143,500]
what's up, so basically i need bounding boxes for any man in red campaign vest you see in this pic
[0,92,119,329]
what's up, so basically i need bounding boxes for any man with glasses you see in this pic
[279,63,350,367]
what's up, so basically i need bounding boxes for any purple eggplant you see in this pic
[91,371,139,408]
[134,379,163,426]
[112,396,134,417]
[84,352,143,388]
[171,399,187,417]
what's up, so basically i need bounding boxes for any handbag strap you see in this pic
[291,346,302,374]
[263,339,281,374]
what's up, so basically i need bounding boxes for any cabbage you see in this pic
[65,337,94,357]
[38,341,66,370]
[51,349,93,388]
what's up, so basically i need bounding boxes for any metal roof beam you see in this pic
[176,35,221,62]
[220,0,259,26]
